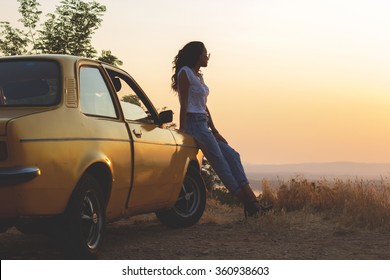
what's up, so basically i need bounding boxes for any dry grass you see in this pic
[200,198,243,224]
[259,176,390,230]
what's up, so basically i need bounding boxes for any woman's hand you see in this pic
[206,107,228,144]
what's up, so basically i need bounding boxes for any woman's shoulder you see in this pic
[178,66,192,76]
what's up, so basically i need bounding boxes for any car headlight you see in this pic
[0,141,8,160]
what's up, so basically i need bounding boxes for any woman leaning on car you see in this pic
[171,41,271,217]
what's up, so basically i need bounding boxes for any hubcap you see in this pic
[92,213,98,224]
[81,190,102,250]
[174,176,200,218]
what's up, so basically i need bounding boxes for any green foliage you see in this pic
[201,158,221,192]
[121,94,142,107]
[36,0,106,57]
[17,0,42,53]
[0,22,28,55]
[0,0,118,60]
[98,50,123,66]
[18,0,42,30]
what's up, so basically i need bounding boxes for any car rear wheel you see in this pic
[64,173,106,259]
[156,166,206,228]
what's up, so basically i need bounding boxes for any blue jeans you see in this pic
[185,113,249,194]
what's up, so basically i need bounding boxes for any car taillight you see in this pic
[0,141,7,160]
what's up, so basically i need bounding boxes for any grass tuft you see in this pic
[258,177,390,230]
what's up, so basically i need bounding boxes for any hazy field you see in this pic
[246,162,390,193]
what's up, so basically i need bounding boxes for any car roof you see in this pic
[0,54,126,76]
[0,54,94,63]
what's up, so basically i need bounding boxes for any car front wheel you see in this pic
[156,166,206,228]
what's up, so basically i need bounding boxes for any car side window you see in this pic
[111,76,152,123]
[120,101,149,121]
[79,67,117,118]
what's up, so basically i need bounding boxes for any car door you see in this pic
[105,69,183,213]
[78,65,133,218]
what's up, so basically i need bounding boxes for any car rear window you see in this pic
[0,60,60,106]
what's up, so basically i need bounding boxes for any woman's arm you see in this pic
[206,106,228,144]
[178,70,189,131]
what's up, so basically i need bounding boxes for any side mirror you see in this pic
[158,110,173,124]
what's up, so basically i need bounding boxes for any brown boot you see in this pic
[236,184,272,218]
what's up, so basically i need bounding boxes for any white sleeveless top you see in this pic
[178,66,209,114]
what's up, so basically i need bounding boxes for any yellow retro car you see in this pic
[0,55,205,257]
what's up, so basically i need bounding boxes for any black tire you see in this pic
[64,173,106,259]
[156,166,206,228]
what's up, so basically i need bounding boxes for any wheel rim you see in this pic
[173,175,200,218]
[81,189,103,250]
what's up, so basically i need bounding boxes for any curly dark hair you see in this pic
[171,41,205,92]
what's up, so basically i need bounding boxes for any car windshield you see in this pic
[0,60,60,106]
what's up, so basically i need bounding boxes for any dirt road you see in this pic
[1,201,389,259]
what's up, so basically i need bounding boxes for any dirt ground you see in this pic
[1,200,390,260]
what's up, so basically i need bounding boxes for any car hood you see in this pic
[0,108,51,136]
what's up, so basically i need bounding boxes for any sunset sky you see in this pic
[3,0,390,164]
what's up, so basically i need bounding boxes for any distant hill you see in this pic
[245,162,390,182]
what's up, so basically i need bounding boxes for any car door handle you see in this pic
[133,129,142,137]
